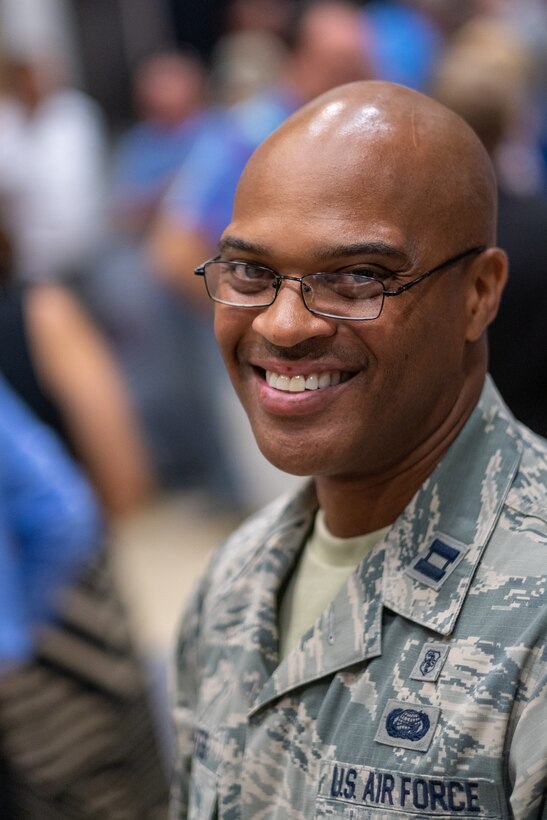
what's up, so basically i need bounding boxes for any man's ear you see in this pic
[465,247,508,343]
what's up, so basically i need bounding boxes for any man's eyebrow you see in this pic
[219,236,409,264]
[218,236,270,255]
[312,241,409,264]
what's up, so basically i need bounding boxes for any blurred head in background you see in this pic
[284,0,372,100]
[2,52,67,112]
[132,50,208,127]
[433,16,537,191]
[211,0,372,107]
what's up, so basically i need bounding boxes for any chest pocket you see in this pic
[315,762,507,819]
[187,726,222,820]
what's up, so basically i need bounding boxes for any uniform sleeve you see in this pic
[169,575,208,819]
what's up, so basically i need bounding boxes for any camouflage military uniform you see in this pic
[171,378,547,819]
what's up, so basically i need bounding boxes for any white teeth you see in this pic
[276,375,291,391]
[289,375,306,392]
[265,370,347,393]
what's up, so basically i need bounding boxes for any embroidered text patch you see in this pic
[317,761,502,817]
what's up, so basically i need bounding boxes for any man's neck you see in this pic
[315,375,485,538]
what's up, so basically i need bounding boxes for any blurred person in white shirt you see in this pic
[0,52,107,282]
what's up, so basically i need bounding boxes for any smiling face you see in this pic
[214,82,503,480]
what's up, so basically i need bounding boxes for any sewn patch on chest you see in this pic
[317,761,502,817]
[375,699,440,752]
[405,535,468,590]
[410,642,450,682]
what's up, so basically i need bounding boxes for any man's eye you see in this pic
[342,267,392,281]
[318,271,385,298]
[232,263,268,281]
[219,262,273,293]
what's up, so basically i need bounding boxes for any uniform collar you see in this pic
[250,377,522,714]
[382,376,521,634]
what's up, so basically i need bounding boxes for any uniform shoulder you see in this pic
[505,422,547,529]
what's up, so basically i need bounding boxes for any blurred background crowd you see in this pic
[0,0,546,816]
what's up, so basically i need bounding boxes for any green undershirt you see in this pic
[278,510,390,659]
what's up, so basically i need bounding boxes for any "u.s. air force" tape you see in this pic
[317,761,502,817]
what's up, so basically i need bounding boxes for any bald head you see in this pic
[236,81,498,252]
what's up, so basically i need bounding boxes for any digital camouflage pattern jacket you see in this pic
[171,378,547,819]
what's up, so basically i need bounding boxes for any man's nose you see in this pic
[251,279,335,347]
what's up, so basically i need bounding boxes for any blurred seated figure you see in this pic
[112,49,210,237]
[0,221,168,817]
[434,16,547,437]
[0,52,107,283]
[0,378,168,817]
[0,375,102,817]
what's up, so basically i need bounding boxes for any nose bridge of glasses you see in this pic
[272,272,310,298]
[276,272,307,285]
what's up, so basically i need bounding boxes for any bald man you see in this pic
[171,82,547,819]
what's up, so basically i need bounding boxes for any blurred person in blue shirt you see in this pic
[0,376,101,817]
[0,374,102,672]
[111,49,211,237]
[0,52,107,283]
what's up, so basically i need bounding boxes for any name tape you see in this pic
[318,762,501,817]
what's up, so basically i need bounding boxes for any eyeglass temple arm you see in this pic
[383,246,487,297]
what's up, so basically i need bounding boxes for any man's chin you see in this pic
[252,433,338,479]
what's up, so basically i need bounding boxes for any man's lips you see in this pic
[241,357,365,417]
[240,342,366,402]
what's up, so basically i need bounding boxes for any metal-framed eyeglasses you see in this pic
[194,245,487,321]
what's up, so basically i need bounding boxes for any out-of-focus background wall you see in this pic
[0,0,545,814]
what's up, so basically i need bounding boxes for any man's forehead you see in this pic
[240,96,445,206]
